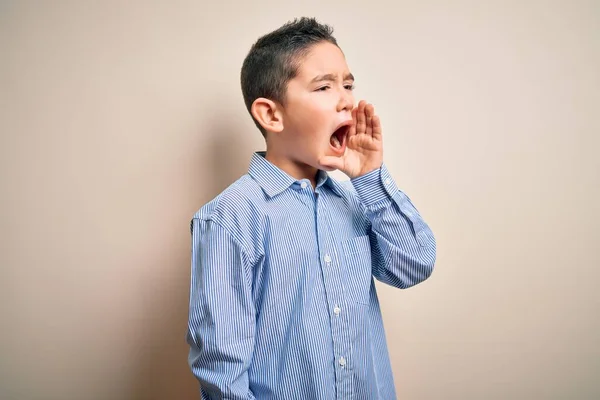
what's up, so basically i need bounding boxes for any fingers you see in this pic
[372,115,382,140]
[365,104,374,137]
[356,100,366,135]
[348,108,357,137]
[354,100,379,138]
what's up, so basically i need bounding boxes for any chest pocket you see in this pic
[341,235,373,305]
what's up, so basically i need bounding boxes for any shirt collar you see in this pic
[323,174,346,198]
[248,152,344,198]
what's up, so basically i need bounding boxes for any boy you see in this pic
[187,17,436,400]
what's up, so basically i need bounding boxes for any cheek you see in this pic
[305,103,331,129]
[291,110,326,137]
[285,97,331,145]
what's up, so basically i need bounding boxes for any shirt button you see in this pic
[324,254,331,263]
[333,306,341,316]
[385,178,392,185]
[339,357,346,367]
[300,182,308,189]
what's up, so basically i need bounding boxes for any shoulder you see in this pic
[329,176,363,206]
[325,176,371,230]
[191,174,266,253]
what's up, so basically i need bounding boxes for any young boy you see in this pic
[187,17,436,400]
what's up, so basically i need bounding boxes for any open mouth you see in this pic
[330,121,352,152]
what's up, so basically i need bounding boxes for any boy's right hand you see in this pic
[319,100,384,179]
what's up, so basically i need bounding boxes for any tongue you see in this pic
[330,130,343,148]
[330,134,341,148]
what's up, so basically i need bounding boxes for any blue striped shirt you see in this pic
[187,151,436,399]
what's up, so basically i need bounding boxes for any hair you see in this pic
[240,17,339,137]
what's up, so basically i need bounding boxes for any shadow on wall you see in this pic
[129,106,257,400]
[205,118,259,197]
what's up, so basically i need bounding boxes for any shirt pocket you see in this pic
[341,234,372,305]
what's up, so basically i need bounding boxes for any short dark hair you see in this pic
[240,17,339,137]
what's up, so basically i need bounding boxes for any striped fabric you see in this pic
[187,151,436,399]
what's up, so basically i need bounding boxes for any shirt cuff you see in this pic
[350,164,399,208]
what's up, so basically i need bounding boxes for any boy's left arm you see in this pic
[319,100,436,288]
[351,165,436,288]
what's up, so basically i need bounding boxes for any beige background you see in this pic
[1,1,599,399]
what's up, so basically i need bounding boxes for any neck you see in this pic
[264,149,318,189]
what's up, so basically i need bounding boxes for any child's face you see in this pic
[279,41,356,174]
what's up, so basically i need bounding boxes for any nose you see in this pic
[337,87,354,113]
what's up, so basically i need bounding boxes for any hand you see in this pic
[319,100,384,179]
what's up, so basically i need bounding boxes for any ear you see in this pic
[251,97,284,134]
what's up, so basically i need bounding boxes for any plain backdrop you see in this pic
[1,1,599,399]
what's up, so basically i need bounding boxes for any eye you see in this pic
[344,84,355,90]
[316,86,330,91]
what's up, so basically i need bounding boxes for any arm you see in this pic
[318,100,436,288]
[351,165,436,288]
[187,218,256,399]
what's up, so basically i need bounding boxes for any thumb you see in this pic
[318,155,345,172]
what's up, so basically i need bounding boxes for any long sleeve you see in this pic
[351,164,437,289]
[187,218,256,399]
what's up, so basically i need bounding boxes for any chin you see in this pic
[319,164,337,172]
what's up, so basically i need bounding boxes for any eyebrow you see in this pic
[310,73,355,83]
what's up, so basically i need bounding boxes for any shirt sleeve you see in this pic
[350,164,437,288]
[187,218,256,400]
